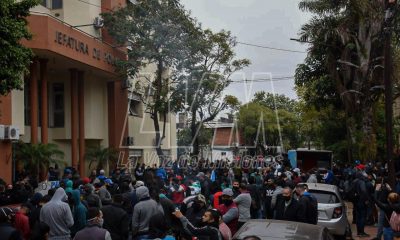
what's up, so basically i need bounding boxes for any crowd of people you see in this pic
[0,157,399,240]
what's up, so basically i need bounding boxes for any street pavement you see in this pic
[346,202,378,239]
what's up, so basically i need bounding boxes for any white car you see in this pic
[305,183,352,239]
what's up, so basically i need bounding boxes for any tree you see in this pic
[296,0,400,162]
[253,91,297,112]
[175,29,248,156]
[102,0,198,162]
[15,142,64,181]
[237,100,300,156]
[85,146,118,172]
[0,0,38,95]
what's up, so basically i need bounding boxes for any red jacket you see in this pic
[15,211,30,240]
[218,202,239,235]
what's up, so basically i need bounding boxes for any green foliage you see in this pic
[85,146,118,171]
[15,142,64,177]
[0,0,39,95]
[238,92,301,154]
[295,0,400,163]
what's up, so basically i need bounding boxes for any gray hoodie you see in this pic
[40,188,74,240]
[131,186,164,235]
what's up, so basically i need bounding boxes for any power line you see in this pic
[236,41,306,53]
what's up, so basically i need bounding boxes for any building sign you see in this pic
[55,31,116,66]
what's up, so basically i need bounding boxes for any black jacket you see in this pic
[101,203,129,240]
[180,216,222,240]
[274,195,301,222]
[0,223,22,240]
[297,193,318,225]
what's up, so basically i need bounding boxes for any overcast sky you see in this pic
[181,0,311,102]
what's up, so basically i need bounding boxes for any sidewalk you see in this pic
[346,202,378,239]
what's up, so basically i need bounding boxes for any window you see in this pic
[129,93,142,117]
[50,83,64,127]
[51,0,63,9]
[24,80,42,126]
[308,190,340,204]
[40,0,48,7]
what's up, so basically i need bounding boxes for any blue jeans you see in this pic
[356,201,367,234]
[376,209,385,239]
[383,227,393,240]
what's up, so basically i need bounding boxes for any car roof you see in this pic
[233,219,326,240]
[303,183,339,193]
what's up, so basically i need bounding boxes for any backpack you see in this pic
[389,211,400,232]
[344,179,359,201]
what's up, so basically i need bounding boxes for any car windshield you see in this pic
[308,190,340,204]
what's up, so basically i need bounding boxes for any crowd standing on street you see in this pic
[1,156,400,239]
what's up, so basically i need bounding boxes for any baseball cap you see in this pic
[222,188,234,197]
[196,172,205,178]
[195,194,206,205]
[99,169,105,175]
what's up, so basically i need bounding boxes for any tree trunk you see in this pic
[153,58,165,165]
[191,108,200,157]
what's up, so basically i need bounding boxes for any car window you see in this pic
[308,190,340,204]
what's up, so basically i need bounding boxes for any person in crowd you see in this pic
[218,188,239,235]
[65,180,73,194]
[0,207,23,240]
[73,207,111,240]
[352,171,370,237]
[247,176,262,219]
[274,187,301,222]
[372,187,400,240]
[295,184,318,225]
[70,190,87,237]
[97,180,112,205]
[184,194,208,227]
[270,179,285,211]
[217,210,232,240]
[131,186,164,239]
[14,202,31,240]
[173,209,222,240]
[306,170,318,183]
[28,193,46,230]
[169,177,185,208]
[93,170,107,185]
[135,164,145,181]
[197,172,212,201]
[261,178,276,219]
[30,222,50,240]
[83,184,102,208]
[101,194,129,240]
[147,212,175,240]
[234,184,251,230]
[232,180,241,198]
[89,170,97,184]
[40,188,74,240]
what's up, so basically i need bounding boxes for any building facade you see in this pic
[0,0,177,183]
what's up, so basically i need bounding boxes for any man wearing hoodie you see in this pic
[70,190,87,237]
[40,188,74,240]
[101,194,129,240]
[65,180,73,194]
[83,184,102,208]
[131,186,164,239]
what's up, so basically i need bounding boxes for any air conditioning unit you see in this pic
[126,136,134,146]
[0,125,5,140]
[4,125,19,140]
[93,17,104,29]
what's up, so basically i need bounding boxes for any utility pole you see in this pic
[385,0,396,186]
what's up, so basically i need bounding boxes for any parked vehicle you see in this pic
[233,219,335,240]
[306,183,351,238]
